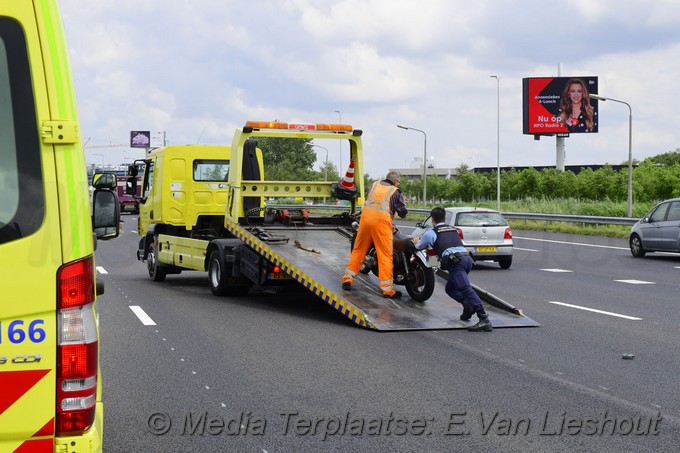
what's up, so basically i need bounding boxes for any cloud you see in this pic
[60,0,680,177]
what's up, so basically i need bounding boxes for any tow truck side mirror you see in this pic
[125,176,137,195]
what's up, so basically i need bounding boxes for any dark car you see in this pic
[629,198,680,257]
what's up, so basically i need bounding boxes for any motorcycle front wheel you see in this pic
[406,257,435,302]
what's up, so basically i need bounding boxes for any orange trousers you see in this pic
[343,213,396,295]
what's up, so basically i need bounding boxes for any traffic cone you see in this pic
[340,160,355,190]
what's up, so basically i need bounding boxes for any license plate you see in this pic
[269,272,292,280]
[476,247,497,253]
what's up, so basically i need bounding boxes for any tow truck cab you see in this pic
[0,1,119,451]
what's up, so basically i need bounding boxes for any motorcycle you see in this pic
[349,214,436,302]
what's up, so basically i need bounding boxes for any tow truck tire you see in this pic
[147,241,167,282]
[406,257,435,302]
[208,250,251,297]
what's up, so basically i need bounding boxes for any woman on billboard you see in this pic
[559,78,597,132]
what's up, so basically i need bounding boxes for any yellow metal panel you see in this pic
[240,181,333,198]
[157,235,209,271]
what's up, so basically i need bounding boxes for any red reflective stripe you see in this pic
[14,438,53,453]
[33,418,55,437]
[0,369,50,415]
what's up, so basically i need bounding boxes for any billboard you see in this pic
[523,76,598,135]
[130,130,150,148]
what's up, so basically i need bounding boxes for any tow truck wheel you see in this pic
[147,241,167,282]
[208,250,250,297]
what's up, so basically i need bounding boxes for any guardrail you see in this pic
[267,204,640,226]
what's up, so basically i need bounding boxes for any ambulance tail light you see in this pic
[56,256,98,436]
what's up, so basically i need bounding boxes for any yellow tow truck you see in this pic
[131,120,538,330]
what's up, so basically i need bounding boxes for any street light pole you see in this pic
[491,75,501,211]
[590,94,633,217]
[311,144,329,181]
[311,144,329,205]
[396,125,427,207]
[334,110,342,171]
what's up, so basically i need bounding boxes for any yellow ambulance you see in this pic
[0,1,119,451]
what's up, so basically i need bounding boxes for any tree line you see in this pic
[254,136,680,207]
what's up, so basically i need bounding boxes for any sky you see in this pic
[60,0,680,179]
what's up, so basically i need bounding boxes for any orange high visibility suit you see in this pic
[343,180,399,296]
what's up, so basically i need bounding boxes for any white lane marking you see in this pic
[541,268,573,273]
[129,305,157,325]
[514,247,539,252]
[548,301,642,320]
[515,236,628,250]
[96,266,108,274]
[615,279,655,285]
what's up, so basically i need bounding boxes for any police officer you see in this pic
[412,207,492,332]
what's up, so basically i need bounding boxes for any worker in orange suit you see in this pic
[342,171,408,298]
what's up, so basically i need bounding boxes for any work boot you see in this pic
[342,282,351,291]
[460,302,474,321]
[383,290,402,299]
[468,313,493,332]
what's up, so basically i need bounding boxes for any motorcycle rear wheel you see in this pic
[406,257,435,302]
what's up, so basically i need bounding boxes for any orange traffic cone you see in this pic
[340,160,355,190]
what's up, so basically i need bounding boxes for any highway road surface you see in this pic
[95,215,680,452]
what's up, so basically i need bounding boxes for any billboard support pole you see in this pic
[556,63,565,171]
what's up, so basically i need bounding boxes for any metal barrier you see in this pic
[267,204,640,226]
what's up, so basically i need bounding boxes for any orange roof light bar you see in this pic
[245,121,353,132]
[316,123,353,132]
[245,121,289,130]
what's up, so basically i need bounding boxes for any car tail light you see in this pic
[504,227,513,239]
[457,229,464,240]
[56,256,98,436]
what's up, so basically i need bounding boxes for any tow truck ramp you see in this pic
[228,221,539,331]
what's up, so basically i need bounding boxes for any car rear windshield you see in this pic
[456,212,508,227]
[0,18,43,245]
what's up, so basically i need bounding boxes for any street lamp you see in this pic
[334,110,342,171]
[312,144,329,205]
[396,124,427,207]
[490,75,501,211]
[311,144,329,181]
[590,94,633,217]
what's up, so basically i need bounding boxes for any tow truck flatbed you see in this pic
[227,219,539,331]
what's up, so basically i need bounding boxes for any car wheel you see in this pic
[499,256,512,269]
[629,233,646,258]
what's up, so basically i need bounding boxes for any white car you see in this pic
[413,207,514,269]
